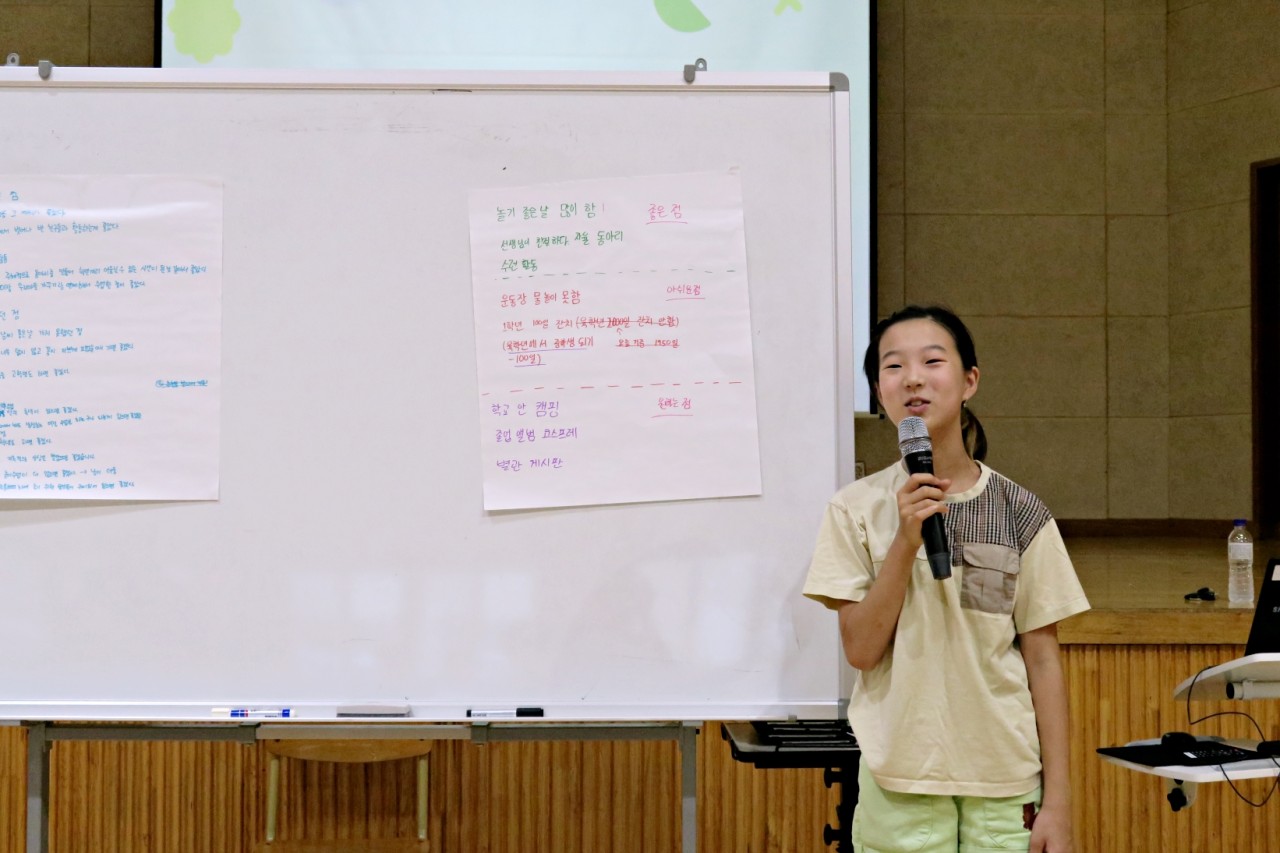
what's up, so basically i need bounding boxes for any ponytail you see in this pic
[961,403,987,462]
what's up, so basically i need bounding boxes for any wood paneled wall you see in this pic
[1064,645,1280,850]
[1066,644,1280,853]
[0,728,24,846]
[0,727,842,852]
[3,645,1279,851]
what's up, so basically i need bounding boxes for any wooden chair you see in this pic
[263,738,433,846]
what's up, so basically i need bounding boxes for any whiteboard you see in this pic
[0,68,854,721]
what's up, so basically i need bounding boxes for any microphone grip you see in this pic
[902,450,952,580]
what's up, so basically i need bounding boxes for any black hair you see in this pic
[863,304,987,461]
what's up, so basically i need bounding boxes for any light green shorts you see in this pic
[851,761,1041,853]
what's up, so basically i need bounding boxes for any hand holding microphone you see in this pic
[897,416,953,580]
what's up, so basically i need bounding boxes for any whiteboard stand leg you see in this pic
[25,722,49,853]
[680,722,699,853]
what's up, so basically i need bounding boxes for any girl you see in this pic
[804,305,1089,853]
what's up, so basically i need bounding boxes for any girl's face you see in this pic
[874,318,979,440]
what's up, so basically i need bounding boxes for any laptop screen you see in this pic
[1245,557,1280,656]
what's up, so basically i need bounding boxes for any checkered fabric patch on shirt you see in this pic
[942,472,1053,566]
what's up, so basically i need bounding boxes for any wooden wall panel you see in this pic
[0,728,841,852]
[1,727,24,853]
[43,739,261,853]
[3,646,1278,851]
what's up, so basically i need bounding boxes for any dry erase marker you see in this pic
[213,707,292,718]
[467,707,544,719]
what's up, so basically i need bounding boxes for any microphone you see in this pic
[897,416,952,580]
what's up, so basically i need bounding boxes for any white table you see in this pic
[1099,654,1280,811]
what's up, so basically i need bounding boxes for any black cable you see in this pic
[1216,764,1280,808]
[1182,664,1280,808]
[1184,665,1269,739]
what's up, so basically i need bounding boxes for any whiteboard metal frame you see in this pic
[0,65,841,92]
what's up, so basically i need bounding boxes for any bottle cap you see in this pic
[1233,518,1247,525]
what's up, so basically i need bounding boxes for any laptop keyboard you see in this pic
[1168,743,1258,766]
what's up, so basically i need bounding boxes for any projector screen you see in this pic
[158,0,875,411]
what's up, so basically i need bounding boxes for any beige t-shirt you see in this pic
[803,461,1090,798]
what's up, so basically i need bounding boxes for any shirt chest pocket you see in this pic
[959,542,1020,615]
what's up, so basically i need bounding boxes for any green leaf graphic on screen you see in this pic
[654,0,710,33]
[167,0,242,63]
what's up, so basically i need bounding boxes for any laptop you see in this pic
[1096,737,1257,768]
[1245,557,1280,656]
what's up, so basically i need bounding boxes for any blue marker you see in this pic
[214,707,292,718]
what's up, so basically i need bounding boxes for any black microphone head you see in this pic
[897,416,931,457]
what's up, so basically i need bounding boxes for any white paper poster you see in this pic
[0,175,221,500]
[470,170,762,510]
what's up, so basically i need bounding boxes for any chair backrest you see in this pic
[263,739,433,764]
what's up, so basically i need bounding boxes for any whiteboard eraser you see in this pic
[336,704,412,717]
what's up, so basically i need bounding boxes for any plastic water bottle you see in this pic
[1228,519,1254,608]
